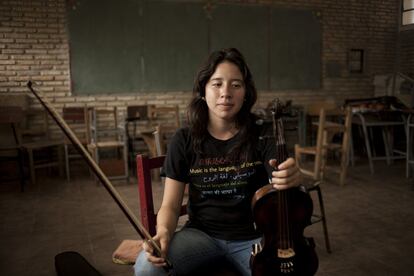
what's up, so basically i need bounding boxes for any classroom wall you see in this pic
[400,31,414,78]
[0,0,404,119]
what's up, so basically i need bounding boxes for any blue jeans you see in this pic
[133,227,260,276]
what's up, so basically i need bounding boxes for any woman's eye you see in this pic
[232,83,242,88]
[212,82,221,87]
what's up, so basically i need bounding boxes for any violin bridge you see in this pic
[277,248,295,258]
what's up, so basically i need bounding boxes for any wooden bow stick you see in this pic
[27,81,172,270]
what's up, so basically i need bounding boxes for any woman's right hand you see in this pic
[143,177,185,267]
[143,226,171,267]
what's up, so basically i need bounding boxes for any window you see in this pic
[402,0,414,27]
[348,49,365,74]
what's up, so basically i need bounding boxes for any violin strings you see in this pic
[281,119,292,249]
[273,114,282,249]
[275,116,292,250]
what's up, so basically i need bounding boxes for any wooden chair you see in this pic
[295,108,327,181]
[153,125,164,156]
[87,107,129,181]
[294,108,332,253]
[62,106,90,181]
[148,105,181,155]
[303,100,338,146]
[298,106,352,185]
[125,105,151,175]
[19,109,65,185]
[321,106,352,185]
[136,154,240,275]
[0,106,26,190]
[147,105,180,130]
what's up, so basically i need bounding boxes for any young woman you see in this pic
[134,48,301,276]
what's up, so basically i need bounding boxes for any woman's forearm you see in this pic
[155,177,186,238]
[156,205,180,238]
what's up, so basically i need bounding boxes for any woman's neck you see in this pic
[207,120,239,140]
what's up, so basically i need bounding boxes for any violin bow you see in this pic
[26,81,172,270]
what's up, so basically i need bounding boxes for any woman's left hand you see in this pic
[269,157,301,190]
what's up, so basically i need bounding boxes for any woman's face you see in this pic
[204,61,246,124]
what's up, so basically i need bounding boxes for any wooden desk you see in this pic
[351,110,406,174]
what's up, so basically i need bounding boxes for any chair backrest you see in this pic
[125,105,151,145]
[306,100,337,116]
[19,109,52,142]
[0,106,24,149]
[88,107,123,143]
[153,125,163,155]
[127,105,149,121]
[294,107,327,181]
[325,106,353,186]
[341,106,352,156]
[313,108,327,180]
[324,106,352,147]
[62,106,90,144]
[136,154,187,236]
[296,106,352,185]
[148,105,181,155]
[148,105,180,130]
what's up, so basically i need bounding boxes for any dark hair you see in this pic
[188,48,258,156]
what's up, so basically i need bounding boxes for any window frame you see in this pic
[400,0,414,31]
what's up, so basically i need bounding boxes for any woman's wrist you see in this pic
[156,225,171,239]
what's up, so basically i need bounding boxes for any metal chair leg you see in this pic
[316,186,332,253]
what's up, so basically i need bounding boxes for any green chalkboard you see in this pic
[140,1,208,91]
[210,4,269,90]
[67,0,143,94]
[270,9,321,89]
[67,1,321,94]
[67,0,208,94]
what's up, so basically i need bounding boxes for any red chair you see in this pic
[136,154,187,236]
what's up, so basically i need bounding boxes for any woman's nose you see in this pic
[220,84,232,98]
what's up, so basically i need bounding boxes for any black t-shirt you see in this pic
[163,122,277,240]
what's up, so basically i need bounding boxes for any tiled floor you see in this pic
[0,160,413,276]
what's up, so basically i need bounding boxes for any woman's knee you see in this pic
[167,228,224,275]
[168,228,222,259]
[134,228,224,276]
[134,250,167,276]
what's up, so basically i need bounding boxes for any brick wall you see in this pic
[0,0,401,119]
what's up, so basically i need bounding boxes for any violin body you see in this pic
[250,185,318,276]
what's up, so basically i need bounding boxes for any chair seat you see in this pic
[22,139,63,149]
[297,146,317,155]
[300,178,322,191]
[324,143,343,151]
[1,146,20,152]
[89,141,125,148]
[65,137,89,145]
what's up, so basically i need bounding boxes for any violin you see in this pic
[250,99,318,276]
